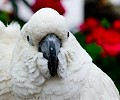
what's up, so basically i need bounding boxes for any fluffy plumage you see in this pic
[0,21,20,100]
[0,8,119,100]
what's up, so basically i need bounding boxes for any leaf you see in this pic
[74,32,86,48]
[85,43,103,61]
[101,18,111,28]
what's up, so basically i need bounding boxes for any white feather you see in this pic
[0,8,119,100]
[0,21,20,99]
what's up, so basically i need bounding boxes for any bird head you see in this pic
[21,8,69,77]
[10,8,92,98]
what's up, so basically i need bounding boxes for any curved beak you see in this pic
[38,34,61,77]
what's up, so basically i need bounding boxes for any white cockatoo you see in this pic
[0,8,119,100]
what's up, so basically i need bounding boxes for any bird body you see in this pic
[0,8,119,100]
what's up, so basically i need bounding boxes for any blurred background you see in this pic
[0,0,120,92]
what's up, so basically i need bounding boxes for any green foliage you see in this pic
[85,43,103,61]
[101,18,111,28]
[74,32,86,48]
[0,10,25,27]
[0,11,11,25]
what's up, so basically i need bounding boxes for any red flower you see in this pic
[31,0,65,15]
[102,44,120,56]
[113,20,120,30]
[86,35,94,43]
[101,29,120,56]
[86,26,120,56]
[80,17,99,32]
[103,29,120,44]
[86,26,105,44]
[81,17,120,56]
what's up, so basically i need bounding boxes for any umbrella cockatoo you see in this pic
[0,8,119,100]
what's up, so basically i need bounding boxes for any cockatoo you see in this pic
[0,8,119,100]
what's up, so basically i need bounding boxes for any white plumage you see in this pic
[0,21,20,100]
[0,8,119,100]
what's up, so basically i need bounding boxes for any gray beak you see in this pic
[38,34,61,77]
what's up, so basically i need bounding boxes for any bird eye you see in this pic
[67,32,69,37]
[27,36,29,41]
[27,36,34,46]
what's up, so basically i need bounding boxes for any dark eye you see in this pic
[27,36,29,41]
[27,36,34,46]
[67,32,69,37]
